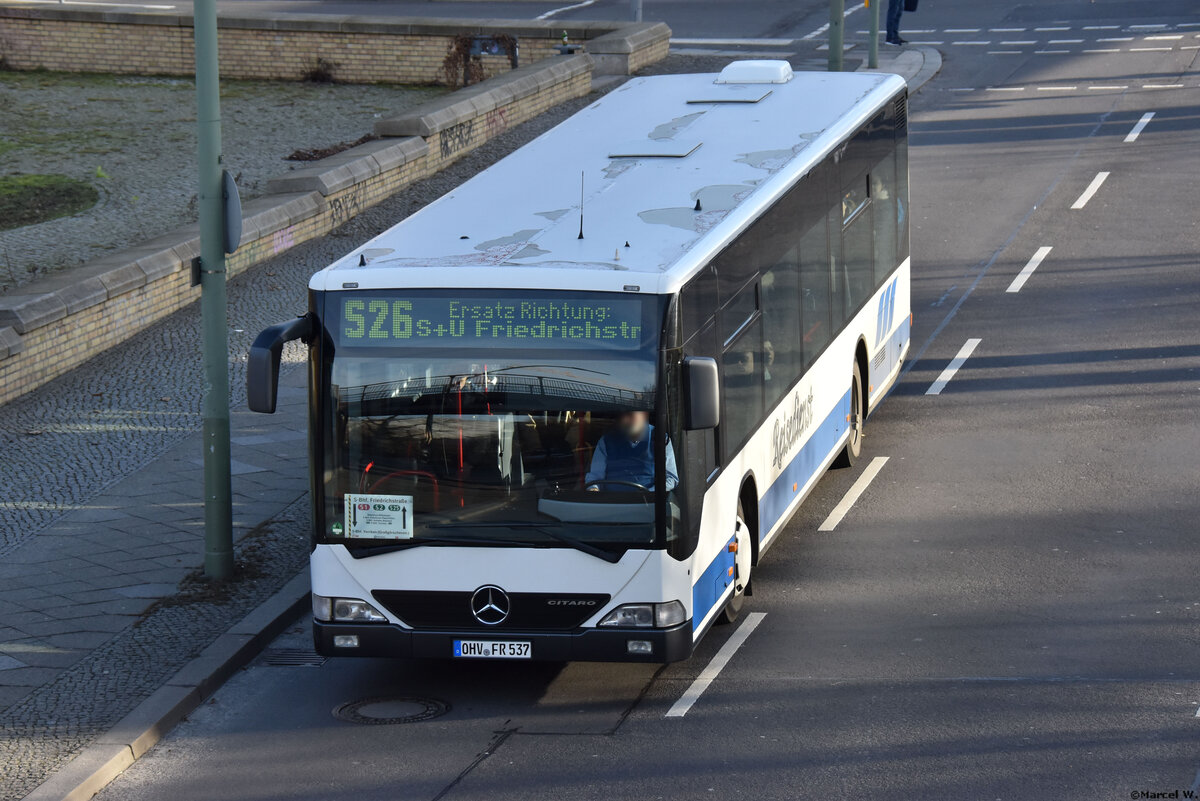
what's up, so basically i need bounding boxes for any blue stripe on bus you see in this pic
[758,388,852,542]
[692,533,737,631]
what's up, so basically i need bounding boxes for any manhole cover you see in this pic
[333,696,450,725]
[262,648,327,667]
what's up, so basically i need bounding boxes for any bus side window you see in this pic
[721,316,764,451]
[799,220,832,369]
[683,321,720,485]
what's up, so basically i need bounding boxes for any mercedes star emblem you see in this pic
[470,585,510,626]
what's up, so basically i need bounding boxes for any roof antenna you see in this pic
[358,254,367,266]
[578,171,585,240]
[694,198,703,212]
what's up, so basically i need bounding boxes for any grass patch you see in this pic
[0,173,98,231]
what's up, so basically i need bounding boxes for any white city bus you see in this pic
[248,61,910,662]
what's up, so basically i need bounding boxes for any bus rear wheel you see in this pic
[833,361,864,468]
[718,501,751,625]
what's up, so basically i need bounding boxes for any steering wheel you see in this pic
[587,479,651,493]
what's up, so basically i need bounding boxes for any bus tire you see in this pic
[718,501,750,625]
[833,361,864,468]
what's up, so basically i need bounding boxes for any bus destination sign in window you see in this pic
[337,295,647,350]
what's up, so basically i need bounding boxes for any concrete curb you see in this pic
[23,571,311,801]
[858,45,942,94]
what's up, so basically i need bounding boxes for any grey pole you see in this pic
[193,0,234,581]
[631,0,642,22]
[868,0,880,68]
[827,0,845,72]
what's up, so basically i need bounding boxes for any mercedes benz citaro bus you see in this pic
[248,61,911,663]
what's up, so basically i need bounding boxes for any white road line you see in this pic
[1083,49,1121,54]
[1144,83,1184,89]
[1182,45,1200,50]
[1124,112,1155,142]
[909,41,945,45]
[801,2,865,40]
[665,612,766,718]
[671,37,794,46]
[1129,23,1168,29]
[926,339,981,396]
[949,88,975,92]
[945,28,981,33]
[1179,22,1200,27]
[1084,25,1120,30]
[1071,171,1110,209]
[988,51,1023,55]
[1097,37,1134,41]
[817,457,889,532]
[990,27,1026,32]
[1195,705,1200,718]
[953,41,991,46]
[986,86,1026,92]
[1131,46,1174,51]
[1089,84,1129,89]
[1144,34,1184,40]
[902,29,937,34]
[1006,246,1053,293]
[535,0,595,20]
[1049,39,1084,43]
[1035,26,1070,31]
[1038,85,1077,91]
[1001,40,1037,45]
[1035,50,1070,54]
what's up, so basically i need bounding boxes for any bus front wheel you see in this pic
[718,501,751,625]
[834,361,864,468]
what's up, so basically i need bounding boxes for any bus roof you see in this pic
[311,64,906,297]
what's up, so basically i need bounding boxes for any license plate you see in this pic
[453,640,531,659]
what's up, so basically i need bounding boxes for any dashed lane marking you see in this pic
[801,2,865,40]
[1144,83,1185,89]
[1038,85,1077,91]
[1125,112,1155,142]
[1071,171,1110,210]
[535,0,595,20]
[665,612,766,718]
[818,457,889,532]
[1006,246,1053,294]
[670,37,794,46]
[926,339,981,396]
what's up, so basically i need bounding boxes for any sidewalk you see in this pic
[0,47,939,801]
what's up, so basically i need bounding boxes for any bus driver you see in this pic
[585,411,678,492]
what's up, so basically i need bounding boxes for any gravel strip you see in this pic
[0,72,443,292]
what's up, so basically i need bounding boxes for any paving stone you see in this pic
[111,584,177,599]
[0,653,28,671]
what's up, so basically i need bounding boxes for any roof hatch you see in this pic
[608,140,703,158]
[688,85,773,104]
[713,60,794,85]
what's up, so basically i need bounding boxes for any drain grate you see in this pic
[333,696,450,725]
[262,648,327,667]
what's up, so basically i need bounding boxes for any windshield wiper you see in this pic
[348,536,532,558]
[428,522,624,564]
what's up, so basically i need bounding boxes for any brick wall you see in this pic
[0,9,638,84]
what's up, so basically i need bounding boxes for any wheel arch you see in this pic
[737,471,761,567]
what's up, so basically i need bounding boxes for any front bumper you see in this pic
[314,619,694,663]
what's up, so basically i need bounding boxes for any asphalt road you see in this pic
[93,1,1200,799]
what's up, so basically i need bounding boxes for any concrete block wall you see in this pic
[0,54,616,407]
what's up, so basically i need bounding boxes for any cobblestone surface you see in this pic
[0,496,310,801]
[0,76,625,799]
[0,71,443,292]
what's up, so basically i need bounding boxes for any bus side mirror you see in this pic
[247,316,313,414]
[684,356,720,430]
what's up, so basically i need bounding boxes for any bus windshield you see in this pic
[319,290,671,555]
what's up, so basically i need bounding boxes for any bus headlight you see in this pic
[598,601,685,629]
[313,594,388,623]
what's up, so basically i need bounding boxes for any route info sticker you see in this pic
[344,494,414,539]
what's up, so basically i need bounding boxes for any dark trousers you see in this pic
[886,0,903,40]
